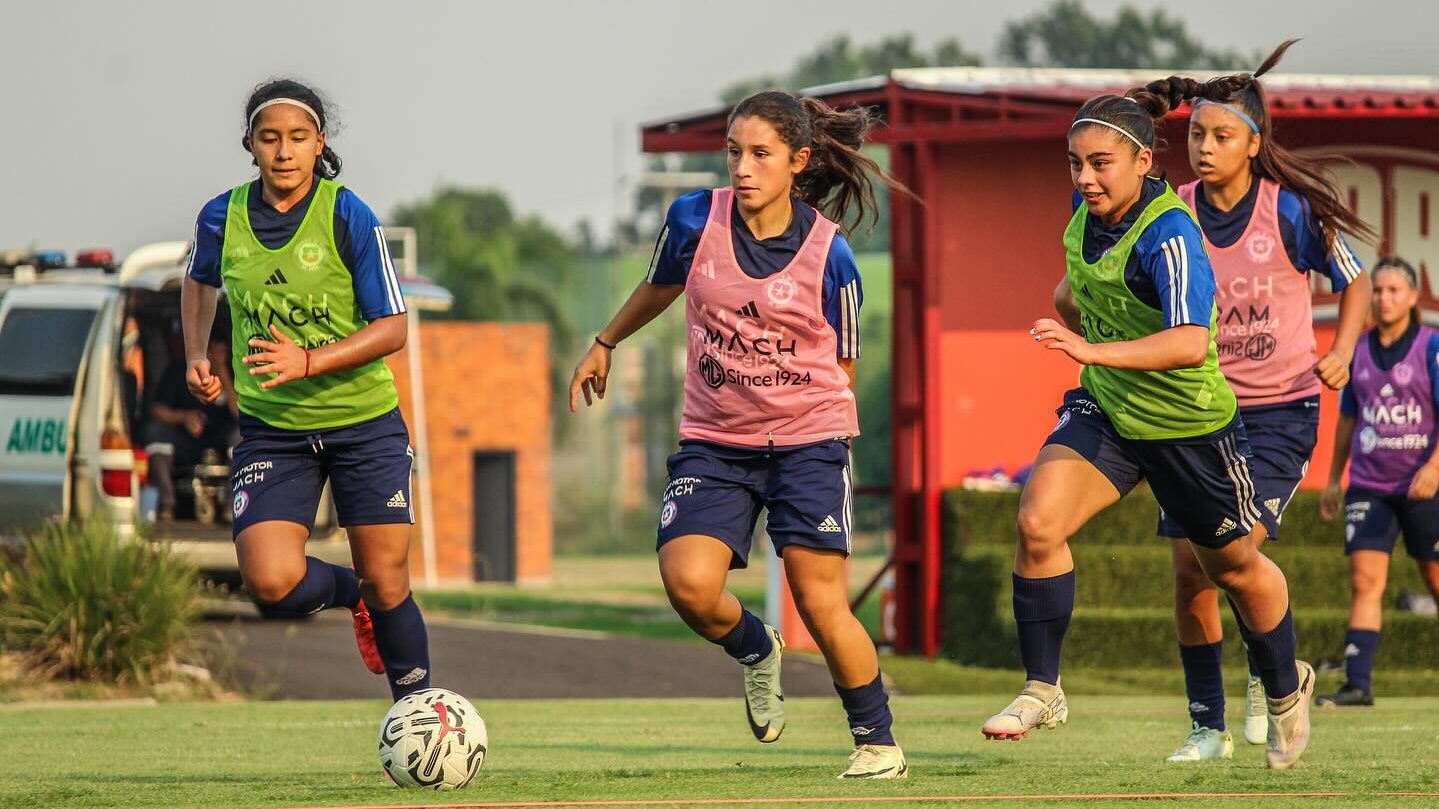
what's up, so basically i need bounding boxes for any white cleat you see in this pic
[1265,661,1316,770]
[742,625,785,743]
[1244,675,1267,745]
[981,680,1068,740]
[838,744,908,779]
[1165,722,1235,762]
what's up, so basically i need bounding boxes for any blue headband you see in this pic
[1191,99,1260,133]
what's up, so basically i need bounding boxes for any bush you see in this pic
[0,520,200,683]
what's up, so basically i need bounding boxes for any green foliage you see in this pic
[1000,0,1258,69]
[0,521,199,683]
[718,33,982,105]
[940,489,1439,669]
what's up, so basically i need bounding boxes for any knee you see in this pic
[1174,559,1216,604]
[791,582,849,632]
[245,570,303,606]
[1351,569,1386,601]
[662,570,722,618]
[1016,508,1068,556]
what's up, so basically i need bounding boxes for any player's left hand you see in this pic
[1031,318,1096,365]
[1313,350,1350,390]
[1408,464,1439,500]
[244,325,309,390]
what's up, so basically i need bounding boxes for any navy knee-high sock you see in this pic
[371,594,431,700]
[1178,642,1226,730]
[835,674,896,747]
[254,557,360,618]
[1226,599,1299,699]
[1343,628,1381,692]
[712,609,774,665]
[1012,571,1076,685]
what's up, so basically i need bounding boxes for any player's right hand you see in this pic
[187,358,222,405]
[569,342,612,412]
[1319,482,1343,521]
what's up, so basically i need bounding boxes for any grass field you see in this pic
[3,694,1437,809]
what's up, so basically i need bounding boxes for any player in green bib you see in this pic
[180,79,432,702]
[978,78,1314,770]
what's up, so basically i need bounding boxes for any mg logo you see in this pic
[1311,147,1439,322]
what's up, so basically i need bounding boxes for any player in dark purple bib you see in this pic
[1318,257,1439,706]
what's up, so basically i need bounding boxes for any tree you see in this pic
[1000,0,1257,70]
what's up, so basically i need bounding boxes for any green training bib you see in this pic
[1062,184,1236,440]
[221,178,399,431]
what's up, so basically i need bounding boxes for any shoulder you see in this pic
[334,186,382,226]
[825,232,860,280]
[197,189,232,229]
[665,189,714,239]
[1274,185,1315,230]
[1139,207,1205,249]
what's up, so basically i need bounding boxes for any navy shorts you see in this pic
[230,408,415,537]
[657,439,853,569]
[1157,397,1318,539]
[1344,486,1439,560]
[1044,388,1277,549]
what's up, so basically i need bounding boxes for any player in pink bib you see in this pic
[1161,41,1374,760]
[569,91,910,779]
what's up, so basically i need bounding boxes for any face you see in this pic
[726,115,810,215]
[1372,267,1420,327]
[1187,104,1260,187]
[247,103,324,197]
[1068,126,1153,224]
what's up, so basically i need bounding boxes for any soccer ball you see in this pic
[378,688,488,789]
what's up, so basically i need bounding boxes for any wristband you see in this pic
[595,335,617,350]
[303,349,311,379]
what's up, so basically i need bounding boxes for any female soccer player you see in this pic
[1157,41,1372,761]
[1317,257,1439,706]
[984,75,1314,770]
[569,90,906,779]
[181,79,431,701]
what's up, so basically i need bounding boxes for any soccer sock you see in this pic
[835,673,896,747]
[1179,641,1226,731]
[253,557,358,618]
[1343,628,1381,693]
[1244,642,1261,679]
[1227,599,1299,699]
[1012,571,1075,686]
[371,594,431,700]
[713,609,774,665]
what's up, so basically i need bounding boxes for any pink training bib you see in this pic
[679,188,859,447]
[1178,178,1321,406]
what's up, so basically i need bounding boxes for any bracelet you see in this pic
[594,335,617,350]
[303,349,311,379]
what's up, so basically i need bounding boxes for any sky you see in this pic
[1,0,1435,256]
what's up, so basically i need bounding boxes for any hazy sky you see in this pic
[2,0,1434,256]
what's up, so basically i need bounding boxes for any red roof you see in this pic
[643,68,1439,153]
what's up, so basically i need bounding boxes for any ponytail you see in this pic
[1073,39,1375,247]
[728,90,915,233]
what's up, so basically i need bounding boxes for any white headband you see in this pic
[247,98,323,132]
[1070,118,1147,151]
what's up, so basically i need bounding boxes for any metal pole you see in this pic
[407,310,440,588]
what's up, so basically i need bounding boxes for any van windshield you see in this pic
[0,307,98,396]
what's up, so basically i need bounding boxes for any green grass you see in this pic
[2,695,1437,808]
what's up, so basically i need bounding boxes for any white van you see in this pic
[0,245,350,577]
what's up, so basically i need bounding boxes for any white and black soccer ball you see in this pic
[378,688,488,789]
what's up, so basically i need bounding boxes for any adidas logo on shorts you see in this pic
[395,667,428,686]
[387,490,408,509]
[1214,517,1237,537]
[818,515,842,533]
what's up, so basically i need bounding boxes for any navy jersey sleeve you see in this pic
[184,191,231,288]
[822,234,862,359]
[646,190,711,286]
[1136,210,1215,328]
[1429,332,1439,412]
[334,188,405,320]
[1277,188,1363,292]
[1071,189,1083,214]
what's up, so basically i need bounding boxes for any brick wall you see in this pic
[386,321,552,584]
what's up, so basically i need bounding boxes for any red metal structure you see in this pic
[642,67,1439,657]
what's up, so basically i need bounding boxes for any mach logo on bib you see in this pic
[696,301,811,390]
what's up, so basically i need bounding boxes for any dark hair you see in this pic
[1074,40,1375,248]
[727,90,913,233]
[242,78,342,179]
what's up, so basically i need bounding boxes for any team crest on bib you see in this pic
[1245,232,1276,262]
[1394,362,1415,386]
[766,277,797,306]
[295,240,325,269]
